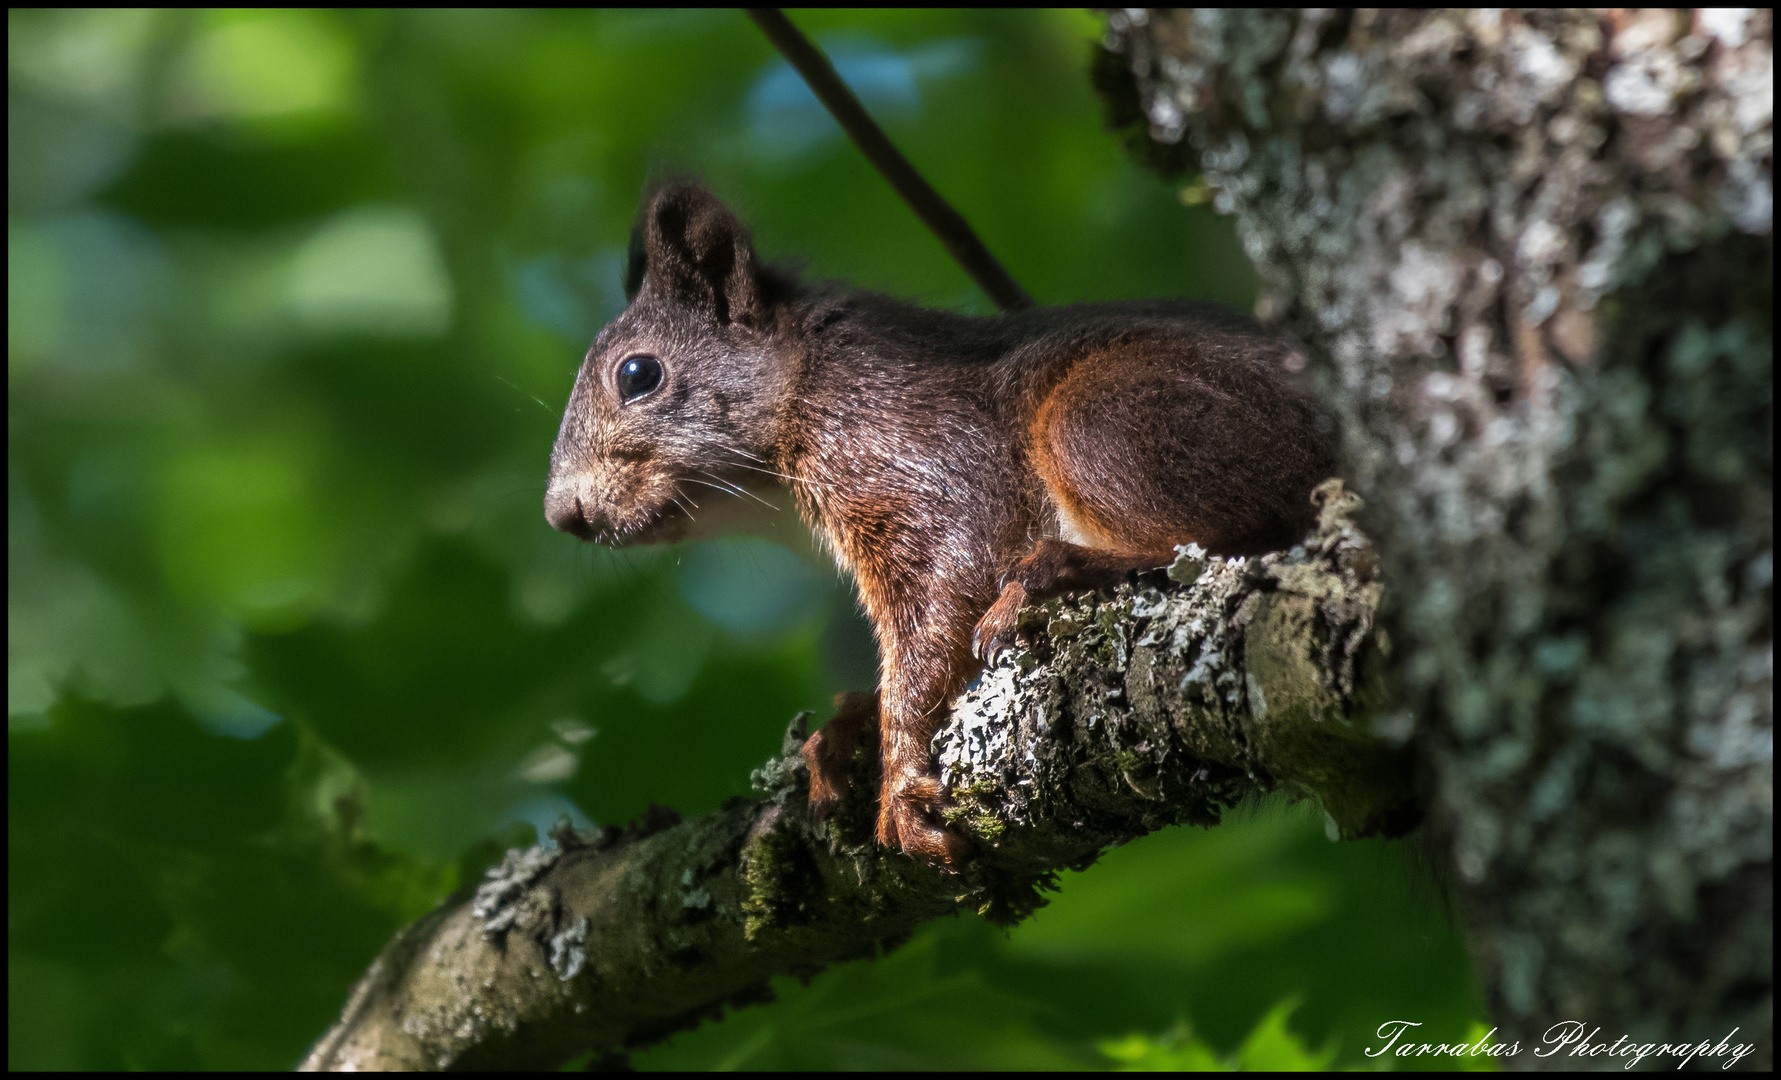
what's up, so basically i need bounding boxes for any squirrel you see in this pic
[545,183,1338,863]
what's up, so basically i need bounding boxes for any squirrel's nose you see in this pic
[544,484,598,540]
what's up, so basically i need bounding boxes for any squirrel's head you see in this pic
[545,183,796,546]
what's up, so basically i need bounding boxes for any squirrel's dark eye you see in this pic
[616,355,663,403]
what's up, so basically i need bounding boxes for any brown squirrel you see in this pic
[545,183,1337,863]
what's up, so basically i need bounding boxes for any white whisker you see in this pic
[714,448,832,488]
[668,485,700,522]
[679,477,745,501]
[691,469,779,510]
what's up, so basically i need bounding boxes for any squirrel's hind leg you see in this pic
[1026,337,1327,558]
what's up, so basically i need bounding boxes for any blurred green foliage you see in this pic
[9,9,1485,1070]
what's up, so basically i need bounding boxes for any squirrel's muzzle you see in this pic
[543,483,600,540]
[544,468,690,547]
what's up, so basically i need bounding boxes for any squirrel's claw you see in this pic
[970,622,1004,664]
[971,582,1027,663]
[878,776,972,866]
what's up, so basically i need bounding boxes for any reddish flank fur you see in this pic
[546,184,1338,863]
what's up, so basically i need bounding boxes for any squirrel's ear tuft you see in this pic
[640,183,764,327]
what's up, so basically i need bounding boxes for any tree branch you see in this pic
[301,481,1410,1070]
[744,8,1034,311]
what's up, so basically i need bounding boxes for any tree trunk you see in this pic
[1100,8,1772,1068]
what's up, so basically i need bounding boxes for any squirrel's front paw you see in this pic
[877,775,972,865]
[971,582,1028,663]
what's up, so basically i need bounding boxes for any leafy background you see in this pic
[9,9,1487,1070]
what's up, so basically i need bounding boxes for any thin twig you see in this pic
[745,8,1035,311]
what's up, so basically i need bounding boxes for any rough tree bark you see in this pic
[1098,7,1772,1069]
[301,483,1411,1070]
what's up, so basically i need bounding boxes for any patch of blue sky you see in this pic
[9,210,170,374]
[747,35,981,162]
[181,681,285,739]
[508,247,627,343]
[504,792,600,846]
